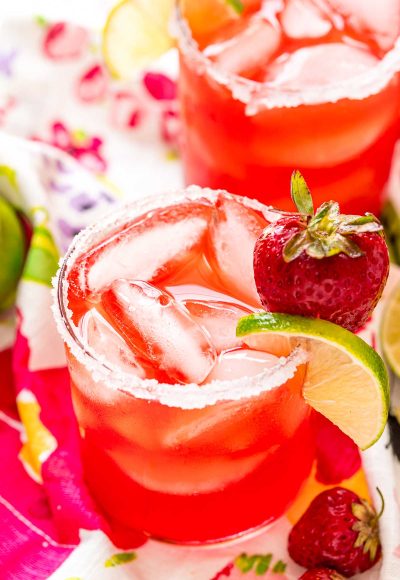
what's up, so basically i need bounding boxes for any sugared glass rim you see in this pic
[53,186,307,410]
[173,4,400,111]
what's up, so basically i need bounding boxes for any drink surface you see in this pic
[63,189,314,542]
[193,0,397,78]
[178,0,400,214]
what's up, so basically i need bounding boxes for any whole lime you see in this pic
[0,196,25,310]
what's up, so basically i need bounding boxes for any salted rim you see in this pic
[173,5,400,112]
[52,185,308,409]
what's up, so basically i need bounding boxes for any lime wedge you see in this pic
[237,313,389,450]
[102,0,175,79]
[0,196,25,311]
[381,281,400,377]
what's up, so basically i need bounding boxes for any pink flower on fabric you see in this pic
[77,64,109,103]
[160,105,181,151]
[0,96,16,127]
[110,91,143,130]
[34,121,107,173]
[43,22,89,60]
[143,72,177,101]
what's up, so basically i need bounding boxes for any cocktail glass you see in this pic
[176,1,400,215]
[54,187,315,544]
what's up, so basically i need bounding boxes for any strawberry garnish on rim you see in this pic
[284,170,384,262]
[253,171,390,332]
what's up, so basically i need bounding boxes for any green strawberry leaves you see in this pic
[284,171,384,262]
[291,170,314,217]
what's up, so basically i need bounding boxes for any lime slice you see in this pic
[0,196,25,311]
[102,0,175,79]
[237,312,389,450]
[381,281,400,377]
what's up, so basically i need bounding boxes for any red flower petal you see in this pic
[77,64,108,103]
[143,72,177,100]
[43,22,89,60]
[110,91,143,129]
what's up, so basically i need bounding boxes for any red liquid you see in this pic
[178,2,400,215]
[70,364,313,543]
[63,191,315,543]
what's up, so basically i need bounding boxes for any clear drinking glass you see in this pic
[176,3,400,215]
[54,188,315,544]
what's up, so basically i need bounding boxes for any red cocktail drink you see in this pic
[55,188,314,543]
[177,0,400,215]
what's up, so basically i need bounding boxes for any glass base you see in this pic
[144,516,276,548]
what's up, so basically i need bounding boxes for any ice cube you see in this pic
[326,0,400,52]
[70,201,212,298]
[266,42,379,89]
[204,348,279,382]
[101,280,217,384]
[109,442,268,494]
[80,308,147,377]
[162,349,281,450]
[205,195,268,306]
[205,16,281,77]
[183,300,253,352]
[281,0,332,39]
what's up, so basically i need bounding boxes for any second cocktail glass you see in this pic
[176,0,400,215]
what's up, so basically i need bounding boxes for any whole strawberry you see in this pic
[254,171,389,332]
[288,487,382,577]
[299,568,345,580]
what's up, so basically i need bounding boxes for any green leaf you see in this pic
[35,15,48,27]
[234,553,258,573]
[283,230,310,262]
[104,552,137,568]
[309,201,339,232]
[272,560,287,574]
[226,0,244,14]
[255,554,272,575]
[345,213,378,226]
[333,234,364,258]
[290,170,314,216]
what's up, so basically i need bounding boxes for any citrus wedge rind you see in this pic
[102,0,175,79]
[381,281,400,377]
[237,312,389,450]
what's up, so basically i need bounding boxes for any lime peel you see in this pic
[381,281,400,377]
[237,312,389,450]
[102,0,175,79]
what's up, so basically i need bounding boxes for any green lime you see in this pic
[381,281,400,377]
[0,196,25,310]
[22,225,59,286]
[237,312,389,450]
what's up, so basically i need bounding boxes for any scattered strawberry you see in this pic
[253,171,389,332]
[288,487,383,577]
[299,568,345,580]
